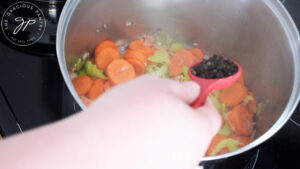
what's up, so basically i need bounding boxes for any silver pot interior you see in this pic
[57,0,300,161]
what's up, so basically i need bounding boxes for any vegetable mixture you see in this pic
[70,31,262,156]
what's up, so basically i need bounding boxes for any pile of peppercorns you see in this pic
[191,55,238,79]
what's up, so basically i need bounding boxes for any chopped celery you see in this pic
[218,123,231,136]
[208,95,222,113]
[78,69,87,76]
[169,42,185,52]
[211,90,220,99]
[75,58,86,72]
[256,103,262,115]
[158,31,172,48]
[148,49,170,64]
[242,95,255,106]
[145,65,159,73]
[226,139,239,152]
[85,61,107,79]
[145,64,169,77]
[209,138,239,156]
[182,66,190,81]
[220,103,227,116]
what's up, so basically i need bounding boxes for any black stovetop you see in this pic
[0,0,299,168]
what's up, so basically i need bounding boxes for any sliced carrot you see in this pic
[126,58,146,76]
[236,74,244,84]
[206,135,228,156]
[124,50,147,64]
[220,82,248,107]
[230,135,252,147]
[73,75,93,96]
[104,80,113,91]
[94,40,117,57]
[227,105,253,137]
[190,48,203,60]
[88,79,105,100]
[95,48,121,70]
[129,39,154,57]
[81,96,91,107]
[247,92,257,115]
[169,49,194,77]
[106,59,136,85]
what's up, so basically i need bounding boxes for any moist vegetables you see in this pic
[70,31,262,156]
[169,49,194,77]
[220,82,248,107]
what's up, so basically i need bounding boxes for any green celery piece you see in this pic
[78,69,87,76]
[209,138,239,156]
[75,58,86,72]
[221,103,227,116]
[85,61,107,79]
[158,31,172,48]
[242,95,255,106]
[226,139,239,152]
[211,90,220,99]
[218,123,231,136]
[208,95,222,113]
[145,64,169,77]
[182,66,190,81]
[147,49,170,64]
[169,42,185,52]
[256,103,262,115]
[145,65,159,73]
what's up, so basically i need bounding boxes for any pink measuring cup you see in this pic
[188,60,242,108]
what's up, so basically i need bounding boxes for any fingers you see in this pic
[165,80,200,104]
[197,99,222,137]
[136,75,201,104]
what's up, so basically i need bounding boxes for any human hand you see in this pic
[86,75,221,169]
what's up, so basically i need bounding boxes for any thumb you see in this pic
[165,80,200,104]
[197,99,222,136]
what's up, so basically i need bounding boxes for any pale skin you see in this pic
[0,75,221,169]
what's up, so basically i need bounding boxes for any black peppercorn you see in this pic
[191,55,238,79]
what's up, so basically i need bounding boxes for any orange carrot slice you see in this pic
[206,135,229,156]
[247,92,257,115]
[88,79,105,100]
[124,50,147,64]
[80,96,91,107]
[169,49,194,77]
[190,48,203,60]
[95,40,117,57]
[104,80,113,91]
[129,39,153,57]
[227,105,253,137]
[95,48,121,70]
[106,59,136,85]
[73,75,93,96]
[220,82,248,107]
[126,58,146,76]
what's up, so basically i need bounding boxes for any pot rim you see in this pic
[56,0,300,161]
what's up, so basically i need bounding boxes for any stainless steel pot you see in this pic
[56,0,300,161]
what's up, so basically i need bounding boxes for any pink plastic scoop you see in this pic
[188,60,242,108]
